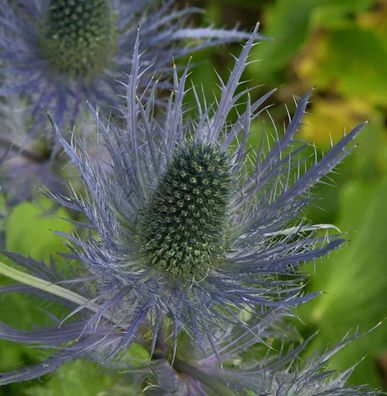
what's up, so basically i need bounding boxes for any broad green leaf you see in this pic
[0,198,73,387]
[1,197,72,330]
[300,178,387,387]
[125,343,150,367]
[6,197,71,261]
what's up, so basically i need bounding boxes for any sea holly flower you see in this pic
[0,32,365,384]
[0,0,257,127]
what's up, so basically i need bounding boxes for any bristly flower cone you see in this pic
[40,0,116,79]
[138,143,231,279]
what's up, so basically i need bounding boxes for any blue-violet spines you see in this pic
[0,32,368,387]
[138,143,231,279]
[40,0,116,79]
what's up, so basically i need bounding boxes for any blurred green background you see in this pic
[1,0,386,394]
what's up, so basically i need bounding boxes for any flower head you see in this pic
[39,0,117,80]
[137,142,231,279]
[0,0,256,126]
[0,32,365,384]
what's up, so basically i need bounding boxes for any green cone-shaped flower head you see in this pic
[40,0,116,79]
[138,143,231,279]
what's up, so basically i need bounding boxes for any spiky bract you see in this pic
[138,143,231,279]
[0,96,65,205]
[0,0,256,126]
[40,0,116,79]
[136,314,377,395]
[0,33,365,384]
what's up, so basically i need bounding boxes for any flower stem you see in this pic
[172,358,234,396]
[0,260,100,313]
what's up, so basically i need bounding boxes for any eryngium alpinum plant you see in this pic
[0,32,370,392]
[0,0,255,126]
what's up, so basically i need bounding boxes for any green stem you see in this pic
[0,261,133,331]
[0,260,101,314]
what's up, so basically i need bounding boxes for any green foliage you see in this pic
[299,27,387,106]
[247,0,374,83]
[0,199,72,394]
[219,0,386,387]
[6,198,71,260]
[1,198,72,328]
[25,360,138,396]
[300,178,387,386]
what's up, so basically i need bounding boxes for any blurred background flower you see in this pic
[0,0,253,127]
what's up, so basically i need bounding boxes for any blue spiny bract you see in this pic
[40,0,116,79]
[138,143,230,278]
